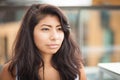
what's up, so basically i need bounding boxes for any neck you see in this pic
[42,54,53,67]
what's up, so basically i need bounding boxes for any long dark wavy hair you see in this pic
[8,4,83,80]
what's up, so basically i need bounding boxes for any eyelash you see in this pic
[41,28,63,31]
[58,28,63,31]
[41,28,49,31]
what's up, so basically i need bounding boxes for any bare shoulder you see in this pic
[79,63,87,80]
[0,62,14,80]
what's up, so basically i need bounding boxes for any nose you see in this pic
[50,29,59,40]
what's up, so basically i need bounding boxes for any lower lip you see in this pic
[48,45,59,49]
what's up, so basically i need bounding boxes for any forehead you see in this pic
[38,15,60,24]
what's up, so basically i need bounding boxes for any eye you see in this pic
[41,28,49,31]
[58,27,63,31]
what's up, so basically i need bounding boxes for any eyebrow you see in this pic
[40,24,61,27]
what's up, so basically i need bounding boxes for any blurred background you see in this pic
[0,0,120,80]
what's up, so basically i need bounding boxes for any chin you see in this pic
[48,50,58,54]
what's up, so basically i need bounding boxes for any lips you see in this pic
[47,44,59,49]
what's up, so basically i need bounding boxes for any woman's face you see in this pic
[33,15,64,56]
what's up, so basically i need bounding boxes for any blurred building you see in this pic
[93,0,120,5]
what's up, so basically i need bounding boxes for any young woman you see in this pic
[0,4,86,80]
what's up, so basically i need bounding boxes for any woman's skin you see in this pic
[0,14,86,80]
[34,15,64,59]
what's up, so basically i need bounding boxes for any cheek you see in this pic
[33,31,44,48]
[34,33,48,45]
[34,34,40,48]
[61,33,64,41]
[33,34,48,53]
